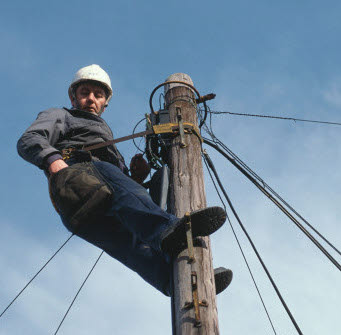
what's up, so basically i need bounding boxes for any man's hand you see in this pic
[130,154,151,184]
[49,159,69,175]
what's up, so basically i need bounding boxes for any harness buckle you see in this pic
[61,148,75,161]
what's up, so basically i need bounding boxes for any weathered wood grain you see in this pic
[165,73,219,335]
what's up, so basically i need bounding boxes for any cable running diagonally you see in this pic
[54,251,104,335]
[203,154,226,212]
[204,138,341,272]
[0,234,73,319]
[203,153,278,335]
[202,150,303,334]
[201,115,341,258]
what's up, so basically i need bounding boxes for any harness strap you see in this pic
[61,122,202,159]
[82,122,202,152]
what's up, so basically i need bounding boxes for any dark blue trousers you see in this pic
[62,161,177,296]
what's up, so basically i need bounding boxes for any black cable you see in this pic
[54,251,104,335]
[147,136,163,169]
[149,80,209,128]
[202,150,303,334]
[203,153,278,334]
[221,139,341,257]
[203,153,226,212]
[198,101,208,128]
[202,120,341,258]
[132,117,146,153]
[149,81,201,114]
[204,138,341,272]
[134,137,145,157]
[206,110,341,126]
[0,234,73,319]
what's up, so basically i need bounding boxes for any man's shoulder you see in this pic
[38,107,68,118]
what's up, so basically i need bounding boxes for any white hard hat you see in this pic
[69,64,113,104]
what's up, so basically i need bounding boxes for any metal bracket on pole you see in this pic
[145,113,152,130]
[176,107,187,148]
[185,212,195,264]
[183,271,209,328]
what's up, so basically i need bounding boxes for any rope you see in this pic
[0,234,73,319]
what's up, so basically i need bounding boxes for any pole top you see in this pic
[164,73,194,94]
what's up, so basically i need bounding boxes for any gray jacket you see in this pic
[17,107,128,172]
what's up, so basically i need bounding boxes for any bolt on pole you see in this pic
[164,73,220,335]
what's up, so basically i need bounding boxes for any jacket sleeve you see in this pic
[17,108,67,169]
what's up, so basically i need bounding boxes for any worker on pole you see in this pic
[17,64,232,296]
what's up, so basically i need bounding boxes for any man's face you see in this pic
[71,82,107,115]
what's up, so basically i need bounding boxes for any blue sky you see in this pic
[1,1,341,334]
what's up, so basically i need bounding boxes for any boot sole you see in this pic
[215,267,233,295]
[162,206,226,255]
[166,267,233,297]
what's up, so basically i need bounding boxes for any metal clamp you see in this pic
[185,212,195,264]
[183,271,209,328]
[145,113,152,130]
[61,148,75,160]
[176,107,187,148]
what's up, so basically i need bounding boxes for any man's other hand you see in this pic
[49,159,69,175]
[130,154,151,184]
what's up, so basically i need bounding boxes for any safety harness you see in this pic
[61,121,202,160]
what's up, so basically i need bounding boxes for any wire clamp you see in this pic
[176,107,187,148]
[185,212,195,264]
[183,271,208,328]
[145,113,152,130]
[195,93,216,104]
[61,148,75,160]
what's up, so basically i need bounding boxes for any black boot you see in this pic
[165,267,232,297]
[161,207,226,255]
[214,267,233,295]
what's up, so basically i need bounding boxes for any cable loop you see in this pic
[149,80,202,114]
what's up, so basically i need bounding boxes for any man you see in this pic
[17,64,232,296]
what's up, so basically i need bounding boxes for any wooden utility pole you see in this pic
[165,73,219,334]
